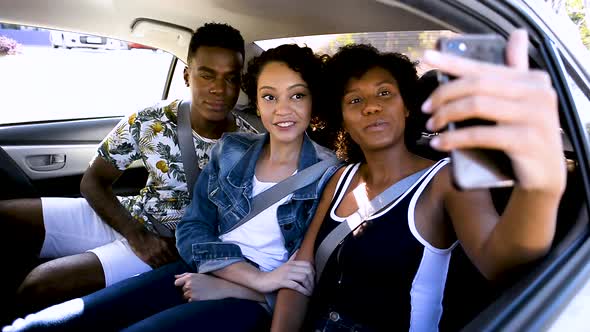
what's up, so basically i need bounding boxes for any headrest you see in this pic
[416,69,440,108]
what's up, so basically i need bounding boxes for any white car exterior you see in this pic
[49,31,124,50]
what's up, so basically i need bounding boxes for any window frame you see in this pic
[0,23,179,125]
[393,0,590,330]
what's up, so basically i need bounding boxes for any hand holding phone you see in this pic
[436,34,515,190]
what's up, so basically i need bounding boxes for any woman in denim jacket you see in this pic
[176,130,336,286]
[3,44,339,332]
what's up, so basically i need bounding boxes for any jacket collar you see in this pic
[226,132,321,200]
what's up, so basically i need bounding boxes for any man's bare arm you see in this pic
[80,157,178,267]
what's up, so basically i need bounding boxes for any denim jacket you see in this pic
[176,132,340,273]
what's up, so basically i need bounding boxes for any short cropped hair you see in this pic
[323,44,421,163]
[187,23,245,63]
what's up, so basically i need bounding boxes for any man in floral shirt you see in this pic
[1,22,256,314]
[99,99,255,235]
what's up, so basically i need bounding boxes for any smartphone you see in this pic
[436,34,515,190]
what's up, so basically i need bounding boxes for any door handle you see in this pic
[26,154,66,171]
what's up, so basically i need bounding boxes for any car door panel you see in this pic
[4,144,98,180]
[0,117,148,198]
[0,118,120,143]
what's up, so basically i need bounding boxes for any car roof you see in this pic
[0,0,444,60]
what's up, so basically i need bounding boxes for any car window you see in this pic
[255,30,456,75]
[167,58,190,101]
[0,24,174,125]
[562,64,590,144]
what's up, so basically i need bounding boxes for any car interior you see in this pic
[1,0,589,330]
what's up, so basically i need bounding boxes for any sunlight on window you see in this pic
[0,25,172,125]
[255,30,457,74]
[564,69,590,144]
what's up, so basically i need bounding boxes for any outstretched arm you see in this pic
[423,30,566,280]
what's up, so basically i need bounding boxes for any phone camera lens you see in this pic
[448,41,467,54]
[458,42,467,52]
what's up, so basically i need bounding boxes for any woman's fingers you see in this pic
[431,124,524,152]
[174,274,188,287]
[427,96,527,132]
[423,70,552,114]
[286,270,315,292]
[422,50,522,84]
[285,260,313,268]
[422,30,529,81]
[284,261,315,279]
[181,280,191,292]
[180,280,197,302]
[418,28,565,193]
[506,29,529,70]
[270,259,315,295]
[183,290,193,301]
[286,263,315,274]
[174,274,196,294]
[281,279,312,296]
[288,249,299,261]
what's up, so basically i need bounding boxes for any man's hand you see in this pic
[81,157,179,269]
[126,228,179,268]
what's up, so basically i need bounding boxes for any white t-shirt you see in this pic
[219,175,291,272]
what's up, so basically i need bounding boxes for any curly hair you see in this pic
[187,23,245,63]
[241,44,334,147]
[322,44,421,163]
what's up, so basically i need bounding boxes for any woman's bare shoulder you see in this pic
[321,164,349,200]
[427,160,455,199]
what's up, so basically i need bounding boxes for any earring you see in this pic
[256,109,261,117]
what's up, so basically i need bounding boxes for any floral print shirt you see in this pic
[97,99,256,234]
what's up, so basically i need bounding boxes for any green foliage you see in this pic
[566,0,590,48]
[315,34,355,55]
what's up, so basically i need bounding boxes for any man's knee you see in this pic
[16,254,106,312]
[16,267,48,301]
[0,198,45,258]
[0,198,44,237]
[0,198,42,217]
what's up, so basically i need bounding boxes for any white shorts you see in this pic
[40,197,152,286]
